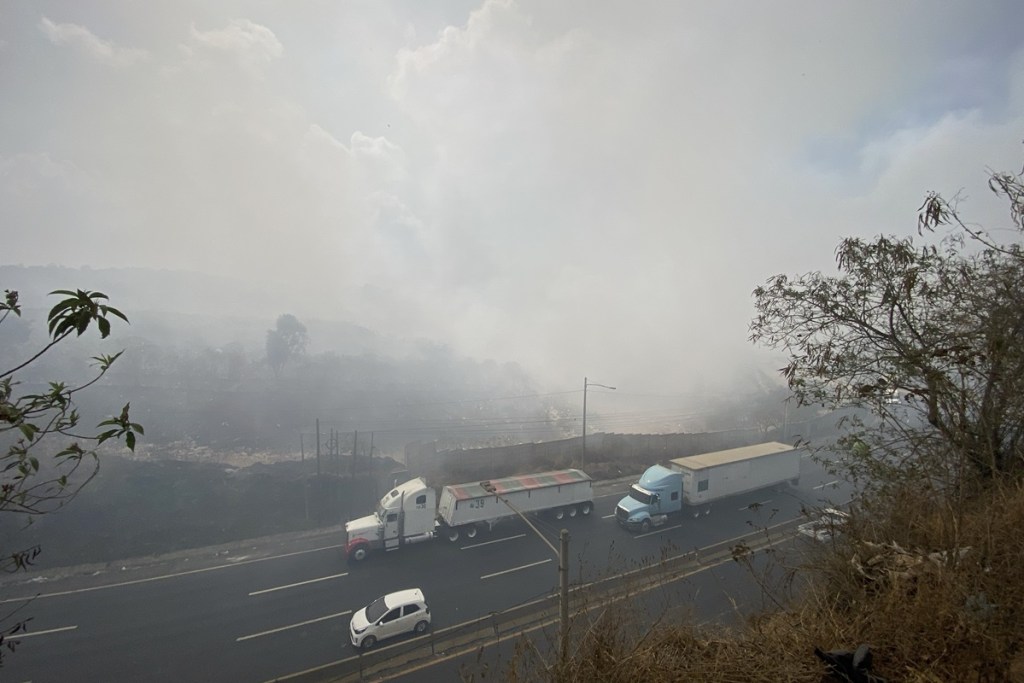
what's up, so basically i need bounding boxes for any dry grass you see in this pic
[504,480,1024,682]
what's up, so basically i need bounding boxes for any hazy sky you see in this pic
[2,1,1023,394]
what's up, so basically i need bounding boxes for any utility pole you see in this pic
[352,430,358,477]
[582,377,616,469]
[300,434,309,521]
[315,419,322,526]
[559,528,569,668]
[582,377,588,468]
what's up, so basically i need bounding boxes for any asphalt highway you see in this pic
[0,454,849,682]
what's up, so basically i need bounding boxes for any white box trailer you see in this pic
[438,469,594,529]
[670,441,801,506]
[616,441,804,532]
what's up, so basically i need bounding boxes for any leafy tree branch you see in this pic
[1,288,143,663]
[750,157,1024,493]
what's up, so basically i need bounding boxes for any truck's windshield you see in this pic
[375,488,401,519]
[629,485,654,505]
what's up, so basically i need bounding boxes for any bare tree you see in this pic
[265,313,308,378]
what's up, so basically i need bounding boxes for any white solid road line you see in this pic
[814,480,839,490]
[601,513,615,519]
[460,534,526,550]
[236,610,353,642]
[480,558,551,580]
[633,524,682,538]
[15,625,78,639]
[248,572,349,597]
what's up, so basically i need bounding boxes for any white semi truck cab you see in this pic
[344,478,437,562]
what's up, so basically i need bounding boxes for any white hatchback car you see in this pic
[349,588,431,649]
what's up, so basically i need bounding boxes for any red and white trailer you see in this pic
[344,469,593,562]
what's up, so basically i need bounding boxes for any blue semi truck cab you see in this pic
[615,442,804,533]
[614,464,682,532]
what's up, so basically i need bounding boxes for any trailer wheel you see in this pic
[580,502,593,516]
[348,545,369,563]
[553,508,565,520]
[568,506,578,518]
[640,519,651,534]
[465,525,478,539]
[447,528,460,542]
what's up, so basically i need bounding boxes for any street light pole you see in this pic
[559,528,569,668]
[582,377,587,469]
[482,483,570,666]
[582,376,616,469]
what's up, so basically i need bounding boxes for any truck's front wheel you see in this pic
[348,545,369,562]
[640,519,651,534]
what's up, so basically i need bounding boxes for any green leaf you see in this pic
[104,306,129,323]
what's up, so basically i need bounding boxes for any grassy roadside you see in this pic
[505,481,1024,682]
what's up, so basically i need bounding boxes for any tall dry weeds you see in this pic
[503,481,1024,682]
